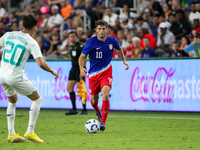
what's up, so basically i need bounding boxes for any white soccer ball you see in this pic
[85,119,100,133]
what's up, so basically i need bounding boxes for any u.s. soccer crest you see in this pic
[72,51,76,57]
[109,44,113,50]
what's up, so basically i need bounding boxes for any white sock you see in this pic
[7,102,17,135]
[27,97,42,134]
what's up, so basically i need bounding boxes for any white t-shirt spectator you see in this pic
[157,30,175,47]
[0,7,7,17]
[103,13,118,26]
[48,13,63,32]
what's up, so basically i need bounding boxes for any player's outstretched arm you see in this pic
[35,57,59,79]
[116,46,129,70]
[79,53,87,77]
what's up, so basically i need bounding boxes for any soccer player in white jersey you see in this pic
[0,14,58,143]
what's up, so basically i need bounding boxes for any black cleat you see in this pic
[65,109,78,115]
[80,110,88,115]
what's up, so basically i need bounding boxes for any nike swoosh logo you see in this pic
[7,114,12,116]
[96,47,101,50]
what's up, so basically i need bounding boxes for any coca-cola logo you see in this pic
[130,67,175,103]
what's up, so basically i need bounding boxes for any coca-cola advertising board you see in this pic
[0,59,200,111]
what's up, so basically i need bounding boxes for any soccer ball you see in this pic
[85,119,100,133]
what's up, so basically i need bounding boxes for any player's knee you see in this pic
[102,93,109,100]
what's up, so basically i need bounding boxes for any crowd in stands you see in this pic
[0,0,200,59]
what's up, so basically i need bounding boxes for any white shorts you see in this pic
[0,76,36,97]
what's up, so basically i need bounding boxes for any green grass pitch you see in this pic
[0,108,200,150]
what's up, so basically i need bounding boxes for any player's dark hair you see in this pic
[69,31,77,36]
[23,14,38,30]
[95,20,108,28]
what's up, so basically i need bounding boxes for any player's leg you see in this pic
[65,80,78,115]
[10,77,43,143]
[24,90,44,143]
[91,94,102,122]
[7,93,25,142]
[100,85,111,131]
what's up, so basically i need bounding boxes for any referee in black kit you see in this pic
[65,31,87,115]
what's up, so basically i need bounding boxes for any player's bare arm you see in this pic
[35,57,59,79]
[79,53,87,77]
[116,46,129,70]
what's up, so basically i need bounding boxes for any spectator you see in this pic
[84,0,95,29]
[125,34,135,58]
[0,21,6,36]
[39,6,51,31]
[107,25,118,39]
[135,16,153,35]
[92,0,105,20]
[170,10,191,41]
[74,0,85,9]
[171,41,182,57]
[124,28,131,37]
[136,0,147,16]
[151,15,160,38]
[145,0,163,16]
[163,3,172,20]
[29,1,42,13]
[171,0,185,19]
[113,19,123,33]
[103,7,118,27]
[130,26,137,37]
[77,27,84,39]
[45,32,61,56]
[132,36,143,58]
[16,0,34,19]
[35,10,44,29]
[139,28,156,49]
[119,4,137,24]
[64,16,74,32]
[189,2,197,24]
[158,13,171,30]
[191,19,200,38]
[72,16,83,30]
[57,30,70,59]
[41,29,52,54]
[120,15,134,29]
[142,10,153,29]
[155,22,175,57]
[195,2,200,20]
[60,0,74,19]
[141,37,157,58]
[117,29,129,49]
[47,5,64,32]
[179,36,191,50]
[0,1,7,21]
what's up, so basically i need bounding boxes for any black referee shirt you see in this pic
[70,41,84,67]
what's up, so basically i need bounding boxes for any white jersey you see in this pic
[0,31,43,80]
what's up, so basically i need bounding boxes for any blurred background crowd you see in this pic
[0,0,199,59]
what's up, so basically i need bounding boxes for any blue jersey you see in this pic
[82,36,120,76]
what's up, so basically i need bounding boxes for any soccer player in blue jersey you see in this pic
[79,20,129,131]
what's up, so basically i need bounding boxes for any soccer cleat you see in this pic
[24,132,44,143]
[80,110,88,115]
[96,111,102,122]
[8,133,25,143]
[100,122,105,131]
[65,109,78,115]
